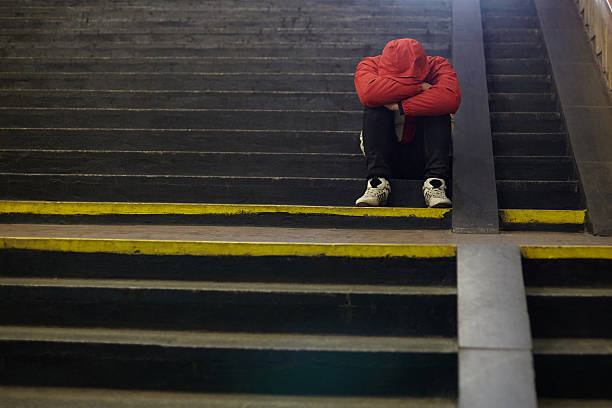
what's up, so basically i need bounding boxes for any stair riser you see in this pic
[497,181,583,209]
[0,110,362,132]
[0,74,356,92]
[0,92,362,111]
[491,114,563,133]
[0,175,428,206]
[482,16,539,29]
[0,19,451,30]
[495,157,575,181]
[528,296,612,338]
[0,151,367,178]
[486,59,549,75]
[535,355,612,399]
[0,32,450,45]
[493,133,569,156]
[0,45,452,59]
[482,8,536,17]
[0,250,457,286]
[487,76,552,93]
[0,60,363,74]
[0,287,457,336]
[0,342,458,396]
[0,130,362,154]
[489,94,557,112]
[483,29,541,43]
[522,259,612,287]
[484,44,545,58]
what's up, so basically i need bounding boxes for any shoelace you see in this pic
[425,187,446,199]
[365,187,388,198]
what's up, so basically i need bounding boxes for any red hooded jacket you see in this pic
[354,38,461,142]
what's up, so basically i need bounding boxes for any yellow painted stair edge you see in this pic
[0,200,450,219]
[0,237,457,258]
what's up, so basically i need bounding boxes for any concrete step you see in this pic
[0,247,456,285]
[0,386,458,408]
[488,93,557,112]
[484,43,545,58]
[0,150,367,178]
[522,249,612,399]
[0,44,451,59]
[0,72,356,92]
[0,326,458,396]
[492,132,569,156]
[483,28,541,43]
[0,17,451,31]
[495,156,576,181]
[481,7,537,17]
[490,112,563,133]
[0,30,450,46]
[496,180,583,209]
[482,16,539,29]
[487,74,553,93]
[0,108,361,131]
[0,129,362,154]
[0,278,456,336]
[486,58,549,75]
[0,57,363,74]
[0,90,362,110]
[0,174,429,207]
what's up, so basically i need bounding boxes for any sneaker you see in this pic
[423,178,452,208]
[355,177,391,207]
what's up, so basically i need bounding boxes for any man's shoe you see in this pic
[423,178,452,208]
[355,177,391,206]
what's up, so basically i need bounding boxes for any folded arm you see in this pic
[354,56,423,107]
[399,57,461,116]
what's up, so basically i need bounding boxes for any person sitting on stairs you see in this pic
[354,38,461,208]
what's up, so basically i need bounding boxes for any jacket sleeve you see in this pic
[354,56,423,107]
[400,57,461,116]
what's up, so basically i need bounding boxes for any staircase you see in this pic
[481,0,584,211]
[0,0,451,209]
[522,248,612,404]
[0,239,458,406]
[1,0,612,406]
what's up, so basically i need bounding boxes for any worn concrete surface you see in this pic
[1,224,611,245]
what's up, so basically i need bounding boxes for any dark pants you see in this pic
[362,106,451,181]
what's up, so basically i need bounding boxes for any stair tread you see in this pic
[0,386,458,408]
[0,325,458,352]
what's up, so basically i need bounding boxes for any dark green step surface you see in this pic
[0,329,458,396]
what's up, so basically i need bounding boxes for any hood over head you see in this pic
[378,38,428,82]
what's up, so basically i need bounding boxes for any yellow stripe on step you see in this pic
[500,209,586,225]
[0,200,450,219]
[0,237,457,258]
[521,245,612,259]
